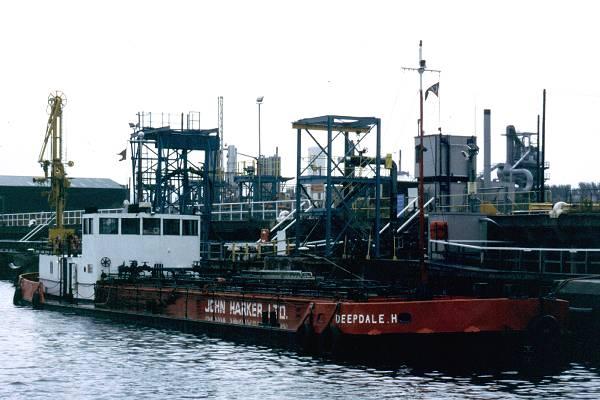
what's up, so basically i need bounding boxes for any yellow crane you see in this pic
[33,92,75,254]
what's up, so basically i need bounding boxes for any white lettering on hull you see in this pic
[205,299,287,321]
[334,313,399,325]
[204,299,227,314]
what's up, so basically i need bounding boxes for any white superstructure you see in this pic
[38,212,201,300]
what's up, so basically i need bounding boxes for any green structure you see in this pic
[0,175,127,214]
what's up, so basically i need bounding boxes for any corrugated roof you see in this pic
[0,175,125,189]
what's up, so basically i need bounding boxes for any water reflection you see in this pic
[2,281,600,399]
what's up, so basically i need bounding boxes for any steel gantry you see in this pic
[129,112,219,245]
[292,115,384,258]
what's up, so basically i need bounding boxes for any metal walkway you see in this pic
[0,199,303,229]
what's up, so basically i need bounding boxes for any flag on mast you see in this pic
[425,82,439,100]
[117,148,126,161]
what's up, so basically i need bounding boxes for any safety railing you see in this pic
[137,111,201,130]
[429,239,600,276]
[267,201,311,235]
[19,215,55,242]
[211,199,300,222]
[1,195,395,229]
[379,197,418,235]
[0,209,123,228]
[433,190,554,215]
[1,200,301,228]
[395,197,435,234]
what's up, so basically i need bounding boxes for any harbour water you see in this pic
[2,281,600,400]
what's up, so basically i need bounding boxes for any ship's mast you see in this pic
[403,41,440,287]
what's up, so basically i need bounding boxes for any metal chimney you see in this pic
[483,109,491,188]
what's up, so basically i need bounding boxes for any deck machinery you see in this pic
[33,92,75,254]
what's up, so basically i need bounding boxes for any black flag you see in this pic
[117,148,126,161]
[425,82,439,100]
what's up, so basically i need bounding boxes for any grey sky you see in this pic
[1,0,598,186]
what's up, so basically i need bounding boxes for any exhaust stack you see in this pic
[483,109,491,188]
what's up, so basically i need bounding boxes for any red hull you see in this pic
[92,282,568,338]
[18,275,569,359]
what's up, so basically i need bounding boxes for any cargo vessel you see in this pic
[12,44,575,362]
[15,207,569,360]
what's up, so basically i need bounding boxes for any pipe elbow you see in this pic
[511,168,534,191]
[549,201,569,218]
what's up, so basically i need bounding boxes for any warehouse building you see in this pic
[0,175,128,213]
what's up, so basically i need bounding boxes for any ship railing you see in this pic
[19,215,55,242]
[203,234,361,261]
[0,208,123,228]
[395,197,435,234]
[202,236,305,260]
[379,197,418,235]
[433,190,553,215]
[211,199,302,222]
[267,200,311,235]
[137,111,202,131]
[1,200,301,227]
[434,189,600,215]
[429,239,600,276]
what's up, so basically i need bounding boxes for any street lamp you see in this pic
[256,96,264,201]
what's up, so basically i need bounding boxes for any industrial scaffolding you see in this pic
[292,115,385,258]
[129,111,219,245]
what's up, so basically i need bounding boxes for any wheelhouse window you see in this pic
[99,218,119,235]
[143,218,161,235]
[121,218,140,235]
[83,218,94,235]
[163,219,180,236]
[182,219,198,236]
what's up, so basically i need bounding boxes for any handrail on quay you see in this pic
[0,199,305,228]
[379,197,419,235]
[429,239,600,276]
